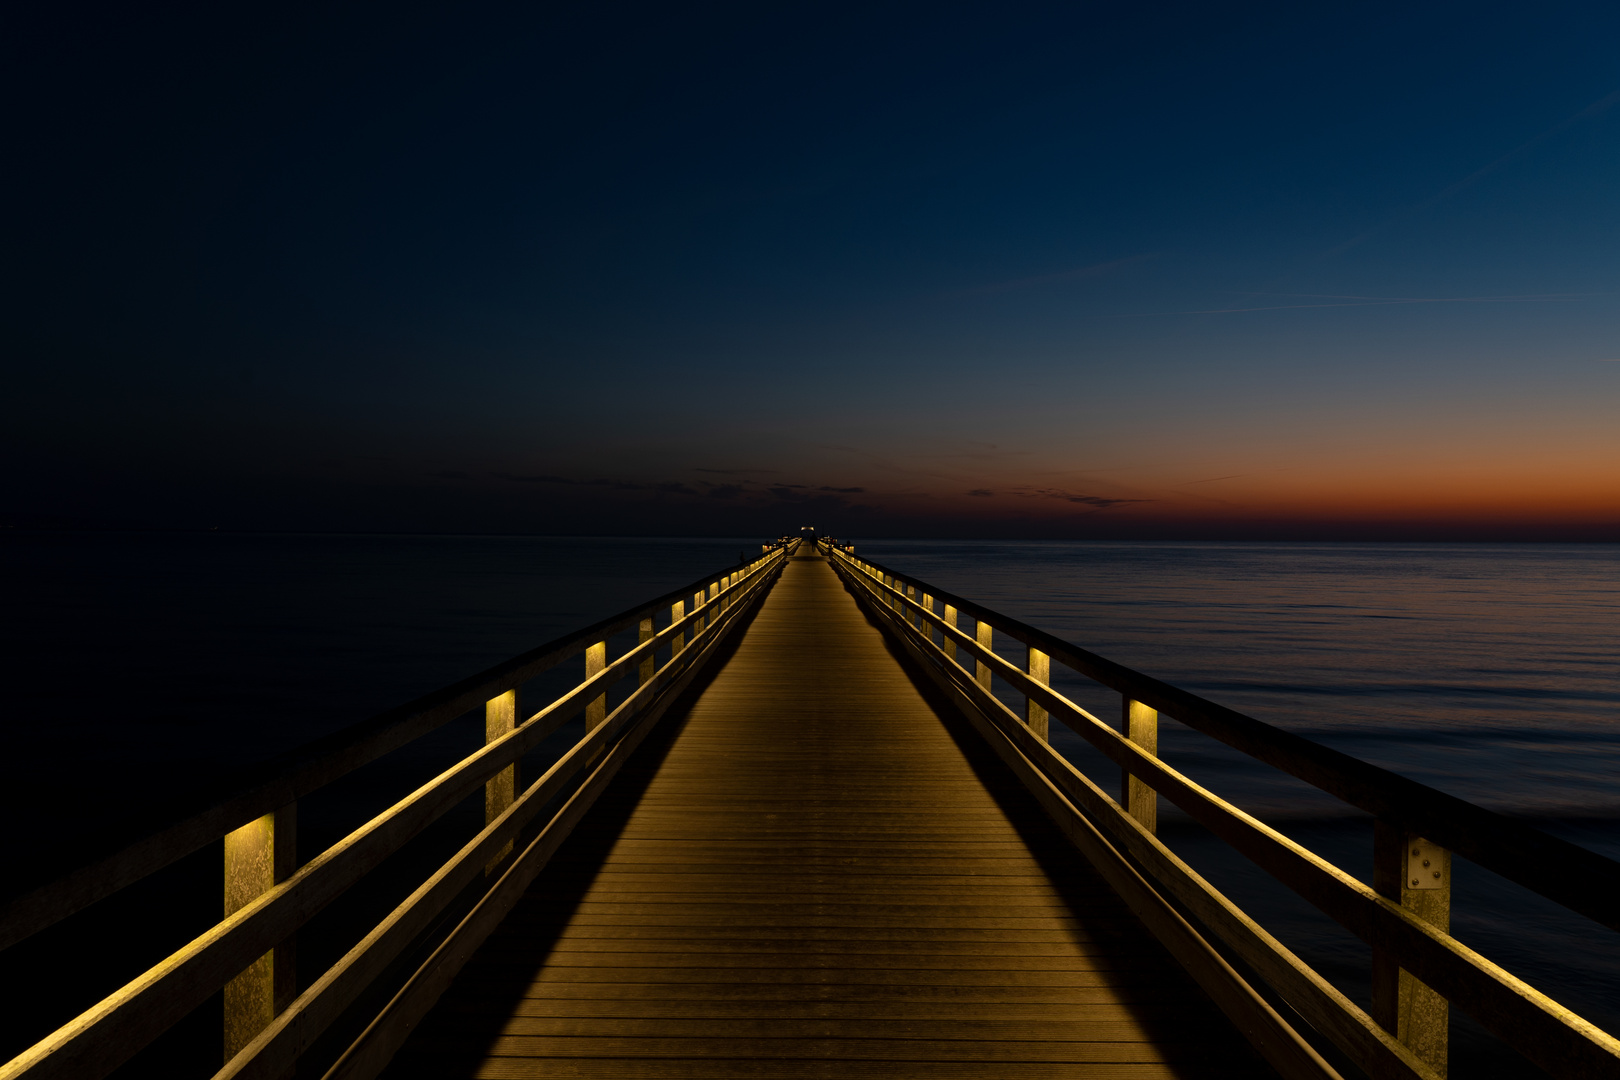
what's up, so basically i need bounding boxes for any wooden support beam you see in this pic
[222,804,295,1061]
[975,619,993,691]
[1026,647,1049,742]
[584,642,607,732]
[638,618,655,685]
[483,691,517,872]
[1122,698,1158,833]
[943,605,958,662]
[669,600,685,657]
[1374,822,1452,1076]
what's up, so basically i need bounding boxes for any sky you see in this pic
[4,1,1619,539]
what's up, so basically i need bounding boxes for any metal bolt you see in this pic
[1411,878,1420,886]
[1433,870,1441,879]
[1422,859,1430,867]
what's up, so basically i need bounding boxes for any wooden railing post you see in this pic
[585,641,607,731]
[943,605,958,662]
[693,590,706,635]
[223,803,296,1061]
[1373,821,1451,1075]
[1026,647,1049,742]
[921,593,933,645]
[639,618,655,685]
[1121,698,1158,832]
[670,599,685,657]
[484,690,518,871]
[975,620,993,691]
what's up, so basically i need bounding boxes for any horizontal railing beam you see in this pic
[0,550,785,950]
[216,559,781,1080]
[837,550,1620,931]
[834,561,1340,1080]
[316,561,780,1080]
[833,552,1620,1080]
[0,552,787,1080]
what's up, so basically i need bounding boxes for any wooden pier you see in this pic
[387,548,1265,1078]
[3,538,1619,1080]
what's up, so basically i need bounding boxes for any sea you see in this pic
[2,532,1617,1077]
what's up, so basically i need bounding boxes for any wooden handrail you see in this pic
[0,547,790,951]
[827,543,1620,1080]
[830,547,1620,932]
[1,545,789,1080]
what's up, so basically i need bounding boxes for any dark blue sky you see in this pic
[6,2,1619,537]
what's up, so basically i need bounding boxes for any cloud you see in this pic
[707,484,744,499]
[694,467,775,475]
[1064,496,1140,508]
[1123,293,1585,317]
[1013,487,1150,510]
[1316,88,1620,260]
[967,489,994,497]
[819,486,864,493]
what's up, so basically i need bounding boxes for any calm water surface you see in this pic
[3,533,1616,1077]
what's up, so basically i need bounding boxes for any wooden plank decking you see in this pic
[383,550,1271,1079]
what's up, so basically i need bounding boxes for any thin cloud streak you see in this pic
[1117,294,1587,317]
[1319,88,1620,259]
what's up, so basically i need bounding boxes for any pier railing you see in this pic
[825,540,1620,1080]
[0,542,792,1080]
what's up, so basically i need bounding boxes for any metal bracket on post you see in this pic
[1373,821,1452,1076]
[1121,698,1158,833]
[223,803,296,1062]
